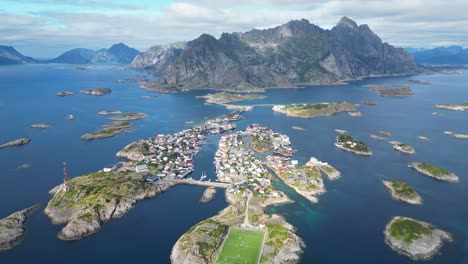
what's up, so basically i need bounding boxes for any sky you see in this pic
[1,0,467,58]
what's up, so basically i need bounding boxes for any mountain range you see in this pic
[406,46,468,65]
[49,43,139,64]
[131,17,420,91]
[0,46,36,65]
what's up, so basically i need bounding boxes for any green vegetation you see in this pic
[321,165,337,174]
[260,224,293,263]
[217,227,265,264]
[338,135,370,153]
[389,218,432,243]
[284,103,328,111]
[250,135,272,153]
[418,163,451,176]
[390,181,418,199]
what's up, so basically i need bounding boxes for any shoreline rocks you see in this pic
[97,110,122,115]
[390,141,415,154]
[409,162,459,182]
[0,138,30,149]
[382,180,422,205]
[0,204,40,251]
[363,99,377,105]
[80,121,132,140]
[384,216,452,261]
[434,103,468,111]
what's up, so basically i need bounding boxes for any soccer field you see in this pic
[216,227,265,264]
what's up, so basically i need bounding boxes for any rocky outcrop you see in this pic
[134,17,419,91]
[383,180,422,205]
[0,138,30,149]
[30,124,51,129]
[109,113,148,121]
[384,216,452,261]
[56,91,75,97]
[0,204,39,251]
[45,171,158,240]
[80,121,132,140]
[80,88,112,95]
[409,162,459,182]
[200,187,216,203]
[131,42,186,72]
[273,101,357,118]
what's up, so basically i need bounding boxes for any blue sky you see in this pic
[1,0,467,58]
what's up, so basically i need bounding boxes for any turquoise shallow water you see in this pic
[0,64,467,263]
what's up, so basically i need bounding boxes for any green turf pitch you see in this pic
[216,227,265,264]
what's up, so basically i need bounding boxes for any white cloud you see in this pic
[1,0,468,57]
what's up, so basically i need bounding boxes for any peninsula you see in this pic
[0,138,30,149]
[272,102,356,118]
[434,103,468,111]
[382,180,422,205]
[0,204,39,251]
[80,121,132,140]
[80,88,112,95]
[409,162,459,182]
[384,216,452,261]
[172,124,304,263]
[335,134,372,155]
[109,113,148,121]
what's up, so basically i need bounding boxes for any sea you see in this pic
[0,64,467,264]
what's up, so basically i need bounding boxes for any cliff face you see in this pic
[0,46,36,65]
[133,17,419,91]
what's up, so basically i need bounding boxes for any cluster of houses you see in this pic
[245,124,295,157]
[266,155,320,188]
[214,126,285,198]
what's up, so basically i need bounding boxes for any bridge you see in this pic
[171,179,230,189]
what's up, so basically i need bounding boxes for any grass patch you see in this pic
[389,218,432,243]
[418,163,451,176]
[390,181,418,199]
[217,227,264,264]
[338,135,370,152]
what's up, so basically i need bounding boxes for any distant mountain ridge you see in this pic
[132,17,420,91]
[0,46,36,65]
[49,43,139,64]
[406,46,468,65]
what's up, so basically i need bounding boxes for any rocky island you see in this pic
[197,92,266,104]
[364,84,414,97]
[80,121,132,140]
[384,216,452,261]
[0,138,30,149]
[0,204,39,251]
[273,101,357,118]
[363,99,377,105]
[382,180,422,205]
[80,88,112,95]
[45,171,158,240]
[409,162,459,182]
[407,79,431,85]
[454,134,468,139]
[30,123,52,129]
[434,103,468,111]
[56,91,75,97]
[335,134,372,155]
[390,141,415,154]
[97,110,122,115]
[200,187,216,203]
[109,113,148,121]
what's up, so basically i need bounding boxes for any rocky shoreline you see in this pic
[409,162,459,182]
[80,88,112,95]
[0,204,40,251]
[109,112,148,121]
[384,216,452,261]
[97,110,122,115]
[80,121,132,140]
[0,138,30,149]
[434,103,468,111]
[390,141,415,154]
[56,91,75,97]
[30,123,52,129]
[44,171,162,240]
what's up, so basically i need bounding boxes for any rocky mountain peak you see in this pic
[336,16,359,30]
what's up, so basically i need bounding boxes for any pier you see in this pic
[171,178,230,189]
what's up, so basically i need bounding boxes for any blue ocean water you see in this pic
[0,64,467,263]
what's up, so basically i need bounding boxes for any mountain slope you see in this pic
[50,43,139,64]
[0,46,36,65]
[133,17,420,91]
[407,46,468,65]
